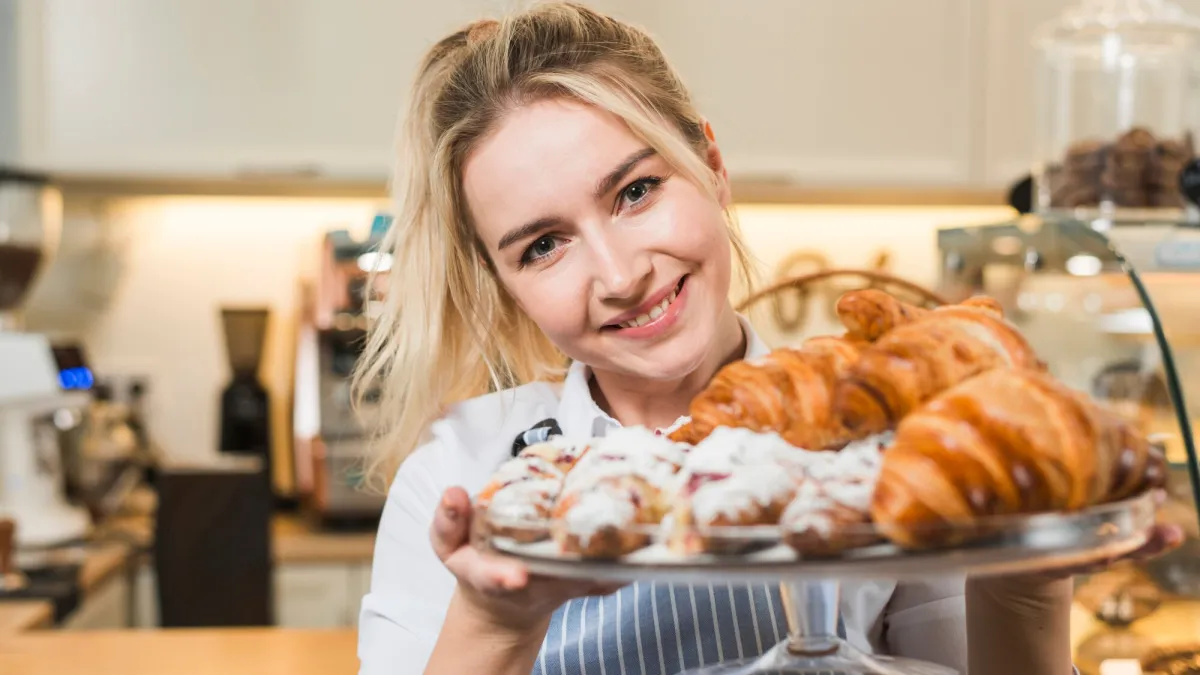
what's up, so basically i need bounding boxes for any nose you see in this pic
[589,227,652,302]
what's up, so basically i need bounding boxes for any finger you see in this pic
[1128,524,1185,561]
[447,548,529,595]
[430,488,472,561]
[469,555,529,595]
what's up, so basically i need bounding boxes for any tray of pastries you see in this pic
[472,289,1167,583]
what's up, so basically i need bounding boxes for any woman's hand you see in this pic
[430,487,620,634]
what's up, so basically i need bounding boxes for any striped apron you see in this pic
[534,581,848,675]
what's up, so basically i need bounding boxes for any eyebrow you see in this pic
[495,147,658,252]
[594,147,657,199]
[497,216,566,251]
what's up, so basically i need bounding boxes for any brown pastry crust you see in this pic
[835,288,930,343]
[683,335,861,449]
[835,305,1043,437]
[870,368,1167,549]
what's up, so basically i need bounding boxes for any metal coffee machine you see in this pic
[291,220,389,527]
[0,171,91,548]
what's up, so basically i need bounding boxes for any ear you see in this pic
[700,118,732,209]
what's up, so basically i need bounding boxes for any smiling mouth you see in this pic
[604,276,687,331]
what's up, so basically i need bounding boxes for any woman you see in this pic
[354,4,1180,674]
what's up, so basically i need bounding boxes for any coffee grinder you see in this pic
[218,308,272,483]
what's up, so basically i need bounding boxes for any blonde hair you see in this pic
[354,1,755,484]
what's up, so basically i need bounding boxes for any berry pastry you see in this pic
[553,426,686,558]
[782,433,887,557]
[667,427,810,554]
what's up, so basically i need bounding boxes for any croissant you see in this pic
[835,305,1042,437]
[677,335,861,449]
[836,289,930,343]
[870,368,1167,549]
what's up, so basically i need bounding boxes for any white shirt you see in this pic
[357,318,968,674]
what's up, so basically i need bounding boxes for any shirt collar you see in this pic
[557,314,768,439]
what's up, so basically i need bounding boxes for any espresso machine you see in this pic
[291,218,390,527]
[0,171,91,549]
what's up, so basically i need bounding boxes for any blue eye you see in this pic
[619,176,664,211]
[520,235,559,266]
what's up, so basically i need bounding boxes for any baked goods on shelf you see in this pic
[870,368,1168,549]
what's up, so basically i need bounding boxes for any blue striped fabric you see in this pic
[534,581,846,675]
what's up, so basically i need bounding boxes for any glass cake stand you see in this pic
[485,492,1159,675]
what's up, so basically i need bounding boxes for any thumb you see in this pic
[430,487,472,562]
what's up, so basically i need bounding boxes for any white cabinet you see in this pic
[273,562,368,628]
[21,0,501,179]
[348,562,373,627]
[632,0,980,187]
[63,574,131,631]
[23,0,1190,191]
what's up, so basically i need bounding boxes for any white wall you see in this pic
[732,204,1015,347]
[80,196,384,491]
[76,196,1013,477]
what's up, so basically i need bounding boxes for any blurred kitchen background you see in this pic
[4,1,1200,674]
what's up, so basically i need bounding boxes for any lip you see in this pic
[603,276,689,340]
[602,276,686,327]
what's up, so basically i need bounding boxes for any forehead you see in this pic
[462,98,646,242]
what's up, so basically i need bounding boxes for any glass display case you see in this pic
[1033,0,1200,220]
[938,215,1200,673]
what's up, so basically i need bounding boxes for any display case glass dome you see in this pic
[939,215,1200,668]
[1033,0,1200,221]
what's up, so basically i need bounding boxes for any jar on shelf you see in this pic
[1033,0,1200,219]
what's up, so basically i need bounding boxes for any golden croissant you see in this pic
[833,289,1001,343]
[835,304,1043,437]
[835,289,929,343]
[870,368,1167,548]
[672,335,861,450]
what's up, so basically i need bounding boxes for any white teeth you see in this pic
[620,293,675,329]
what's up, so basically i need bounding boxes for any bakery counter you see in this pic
[0,627,358,675]
[0,601,53,634]
[99,512,377,565]
[0,541,136,635]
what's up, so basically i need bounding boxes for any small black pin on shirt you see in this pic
[511,418,563,457]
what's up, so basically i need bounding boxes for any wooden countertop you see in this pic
[0,541,134,635]
[0,512,374,636]
[0,601,53,634]
[271,515,375,564]
[0,628,358,675]
[102,513,376,564]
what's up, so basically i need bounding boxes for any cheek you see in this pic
[498,270,590,344]
[658,187,733,276]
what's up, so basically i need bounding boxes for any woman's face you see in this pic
[462,98,735,381]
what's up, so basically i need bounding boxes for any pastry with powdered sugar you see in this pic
[552,426,686,558]
[781,433,889,557]
[666,426,812,554]
[476,438,592,542]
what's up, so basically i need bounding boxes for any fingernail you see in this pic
[444,506,459,522]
